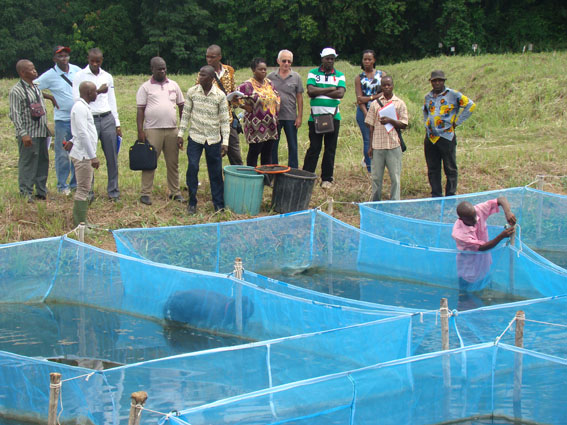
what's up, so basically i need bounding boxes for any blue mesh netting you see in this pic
[1,187,566,424]
[166,344,567,425]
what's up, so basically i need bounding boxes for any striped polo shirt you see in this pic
[307,66,346,121]
[9,80,49,138]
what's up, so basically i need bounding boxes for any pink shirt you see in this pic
[452,199,500,284]
[452,199,500,251]
[136,77,184,129]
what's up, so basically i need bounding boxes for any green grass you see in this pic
[1,52,566,249]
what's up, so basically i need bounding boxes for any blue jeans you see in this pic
[271,120,298,168]
[54,120,76,191]
[356,107,371,172]
[186,138,224,210]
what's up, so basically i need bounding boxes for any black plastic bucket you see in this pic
[271,168,317,213]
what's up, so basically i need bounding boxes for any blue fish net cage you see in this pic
[0,187,566,424]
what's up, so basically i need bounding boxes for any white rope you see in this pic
[524,318,567,329]
[494,316,517,345]
[61,372,96,383]
[315,200,358,210]
[52,372,97,425]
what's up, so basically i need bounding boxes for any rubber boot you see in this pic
[72,200,89,227]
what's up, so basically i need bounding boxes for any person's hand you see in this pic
[500,226,516,239]
[380,116,393,125]
[367,147,373,159]
[221,145,229,157]
[177,137,184,150]
[97,84,108,94]
[63,141,73,152]
[505,212,517,226]
[116,127,122,137]
[22,135,32,147]
[240,100,253,114]
[138,130,146,142]
[50,98,60,109]
[91,157,100,169]
[295,117,302,128]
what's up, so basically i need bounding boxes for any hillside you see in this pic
[0,52,566,248]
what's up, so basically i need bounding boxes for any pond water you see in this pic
[258,267,525,312]
[0,302,249,368]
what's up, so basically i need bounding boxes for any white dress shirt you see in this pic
[72,65,120,126]
[70,98,98,161]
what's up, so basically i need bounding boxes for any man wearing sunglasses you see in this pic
[268,50,304,169]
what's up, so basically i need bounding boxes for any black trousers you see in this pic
[424,135,458,197]
[303,120,341,182]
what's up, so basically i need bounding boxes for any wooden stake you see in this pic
[536,175,544,243]
[513,311,525,419]
[78,222,85,243]
[440,298,449,350]
[515,311,525,348]
[128,391,148,425]
[47,373,61,425]
[234,257,243,332]
[327,197,333,215]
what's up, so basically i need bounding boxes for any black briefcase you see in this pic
[129,139,157,171]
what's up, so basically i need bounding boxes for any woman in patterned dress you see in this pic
[354,50,385,173]
[237,57,280,166]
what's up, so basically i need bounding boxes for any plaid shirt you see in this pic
[9,80,49,138]
[365,94,408,150]
[196,64,236,124]
[177,84,230,145]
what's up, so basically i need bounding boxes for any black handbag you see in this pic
[129,139,157,171]
[312,107,338,134]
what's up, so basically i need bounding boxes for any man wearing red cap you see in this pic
[35,46,81,195]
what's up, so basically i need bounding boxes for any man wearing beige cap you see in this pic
[423,70,475,197]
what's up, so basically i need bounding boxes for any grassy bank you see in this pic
[1,52,566,249]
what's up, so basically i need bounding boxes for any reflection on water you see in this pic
[259,267,525,311]
[0,303,248,367]
[534,249,567,269]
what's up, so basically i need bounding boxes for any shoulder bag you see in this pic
[312,107,338,134]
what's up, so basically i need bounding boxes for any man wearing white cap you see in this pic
[302,47,346,189]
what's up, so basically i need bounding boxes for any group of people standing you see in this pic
[8,43,476,226]
[354,51,475,201]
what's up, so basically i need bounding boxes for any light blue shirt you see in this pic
[35,63,81,122]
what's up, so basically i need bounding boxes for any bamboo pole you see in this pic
[47,373,61,425]
[509,226,516,295]
[536,175,544,243]
[440,298,452,418]
[513,311,525,419]
[128,391,148,425]
[234,257,243,332]
[440,298,449,350]
[515,311,525,348]
[78,222,85,243]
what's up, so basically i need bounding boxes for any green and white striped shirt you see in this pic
[9,80,49,138]
[177,84,230,145]
[307,66,346,121]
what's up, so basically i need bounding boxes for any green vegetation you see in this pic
[1,0,566,76]
[1,52,566,249]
